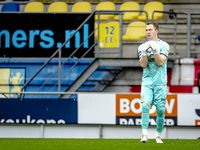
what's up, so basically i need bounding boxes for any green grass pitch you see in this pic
[0,139,199,150]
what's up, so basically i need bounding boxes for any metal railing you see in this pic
[20,12,96,98]
[185,12,200,58]
[31,33,96,98]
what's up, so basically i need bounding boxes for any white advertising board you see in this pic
[178,94,200,126]
[78,93,116,124]
[78,93,200,127]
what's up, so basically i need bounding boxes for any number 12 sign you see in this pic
[99,23,119,48]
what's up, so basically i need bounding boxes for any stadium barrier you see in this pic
[0,92,200,139]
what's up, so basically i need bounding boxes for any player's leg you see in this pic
[140,85,153,143]
[153,85,167,143]
[141,102,151,133]
[140,102,151,143]
[156,100,166,143]
[156,100,166,133]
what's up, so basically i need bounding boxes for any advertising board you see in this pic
[0,98,77,124]
[0,13,94,58]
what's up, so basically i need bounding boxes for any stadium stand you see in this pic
[24,2,44,12]
[71,2,91,12]
[1,0,200,96]
[137,1,163,21]
[114,1,140,21]
[48,2,67,12]
[1,2,20,12]
[122,21,146,40]
[94,1,115,21]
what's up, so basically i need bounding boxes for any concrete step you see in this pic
[159,34,196,39]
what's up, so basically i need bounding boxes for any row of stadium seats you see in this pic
[1,1,163,21]
[0,0,172,2]
[95,1,163,21]
[0,2,90,12]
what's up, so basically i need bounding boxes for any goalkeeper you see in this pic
[138,21,170,143]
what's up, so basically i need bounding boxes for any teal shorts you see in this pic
[140,85,167,106]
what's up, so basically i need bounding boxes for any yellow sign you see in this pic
[0,68,25,98]
[99,23,119,48]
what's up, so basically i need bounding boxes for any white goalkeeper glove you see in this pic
[141,42,150,56]
[149,41,160,55]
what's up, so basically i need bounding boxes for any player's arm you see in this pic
[154,54,167,67]
[140,56,148,68]
[139,42,150,68]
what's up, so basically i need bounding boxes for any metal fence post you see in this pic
[58,48,61,93]
[97,11,100,58]
[119,11,123,58]
[187,12,191,58]
[173,15,177,60]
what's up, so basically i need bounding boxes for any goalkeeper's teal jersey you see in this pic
[138,39,170,86]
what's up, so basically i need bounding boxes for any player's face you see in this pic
[146,24,158,41]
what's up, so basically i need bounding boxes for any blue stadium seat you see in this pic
[1,2,20,12]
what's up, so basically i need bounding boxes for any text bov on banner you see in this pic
[116,94,178,126]
[0,13,94,58]
[0,98,77,124]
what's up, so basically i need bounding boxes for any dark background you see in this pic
[0,13,94,58]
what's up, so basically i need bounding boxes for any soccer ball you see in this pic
[147,47,154,59]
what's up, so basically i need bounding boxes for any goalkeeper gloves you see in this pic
[149,41,160,55]
[141,42,150,56]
